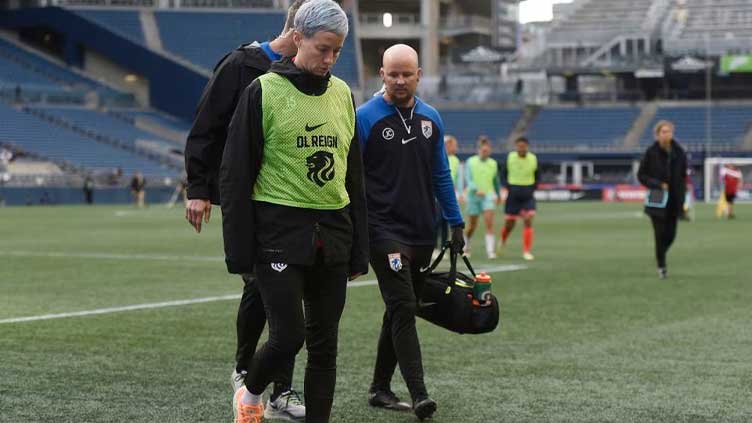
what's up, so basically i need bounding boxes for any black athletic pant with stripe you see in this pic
[235,275,293,399]
[245,256,348,423]
[370,240,433,402]
[649,214,678,269]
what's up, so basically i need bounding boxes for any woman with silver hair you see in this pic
[219,1,368,422]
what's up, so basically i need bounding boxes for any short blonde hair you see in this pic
[654,120,675,137]
[444,135,457,145]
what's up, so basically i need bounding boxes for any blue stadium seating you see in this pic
[440,109,521,146]
[642,106,752,146]
[156,11,283,70]
[527,107,639,147]
[30,106,175,149]
[155,11,359,85]
[74,9,146,44]
[0,37,127,99]
[0,56,56,87]
[0,102,173,176]
[116,109,191,133]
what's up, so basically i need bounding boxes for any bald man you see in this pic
[357,44,464,421]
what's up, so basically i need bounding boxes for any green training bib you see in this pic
[253,73,355,210]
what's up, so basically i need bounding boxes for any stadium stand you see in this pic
[547,0,654,46]
[154,10,359,85]
[28,106,176,150]
[0,37,131,101]
[73,9,146,44]
[526,107,639,147]
[642,105,752,146]
[0,102,174,177]
[113,109,191,133]
[440,109,522,147]
[663,0,752,53]
[155,10,284,70]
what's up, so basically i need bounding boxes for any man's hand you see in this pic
[450,225,465,255]
[661,182,669,190]
[186,199,212,233]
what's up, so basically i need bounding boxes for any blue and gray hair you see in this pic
[294,0,349,39]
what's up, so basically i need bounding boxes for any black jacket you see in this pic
[219,57,369,276]
[185,43,272,204]
[638,140,688,218]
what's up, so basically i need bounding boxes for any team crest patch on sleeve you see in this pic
[421,120,432,138]
[271,263,288,272]
[387,253,402,272]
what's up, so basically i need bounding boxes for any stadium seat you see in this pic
[74,9,146,45]
[154,11,359,86]
[0,102,175,177]
[527,107,639,148]
[642,106,752,146]
[440,109,521,147]
[28,106,176,150]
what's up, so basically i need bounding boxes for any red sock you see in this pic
[523,227,534,253]
[501,226,510,243]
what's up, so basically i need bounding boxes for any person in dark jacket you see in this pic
[358,44,465,421]
[219,1,368,422]
[183,1,308,419]
[638,120,688,279]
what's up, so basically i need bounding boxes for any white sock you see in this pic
[242,389,263,405]
[463,233,470,252]
[485,234,495,256]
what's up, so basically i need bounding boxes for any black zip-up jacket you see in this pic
[219,57,369,276]
[637,140,688,218]
[185,43,271,204]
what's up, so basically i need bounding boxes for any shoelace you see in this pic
[234,371,247,383]
[279,390,304,407]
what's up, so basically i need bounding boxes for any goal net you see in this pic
[704,157,752,203]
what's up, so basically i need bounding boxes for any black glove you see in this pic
[450,225,465,255]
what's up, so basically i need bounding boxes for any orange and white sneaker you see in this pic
[233,386,265,423]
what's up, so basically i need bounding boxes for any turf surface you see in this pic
[1,203,750,422]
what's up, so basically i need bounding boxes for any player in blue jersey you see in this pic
[357,44,465,421]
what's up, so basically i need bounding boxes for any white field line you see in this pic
[0,264,525,325]
[0,250,224,262]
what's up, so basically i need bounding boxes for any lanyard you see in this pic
[394,103,416,135]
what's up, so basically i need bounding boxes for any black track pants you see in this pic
[370,240,433,402]
[245,260,348,423]
[649,215,678,268]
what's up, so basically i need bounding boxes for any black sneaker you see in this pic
[368,389,411,411]
[413,397,437,421]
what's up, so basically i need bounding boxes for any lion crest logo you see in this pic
[306,151,336,187]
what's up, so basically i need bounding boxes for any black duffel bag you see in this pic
[416,245,500,335]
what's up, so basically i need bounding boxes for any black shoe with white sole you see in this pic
[368,389,411,411]
[413,397,437,421]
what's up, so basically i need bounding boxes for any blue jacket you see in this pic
[357,95,463,246]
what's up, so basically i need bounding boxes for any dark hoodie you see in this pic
[219,57,369,276]
[637,140,688,218]
[185,43,272,204]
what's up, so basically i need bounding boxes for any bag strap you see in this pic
[428,242,478,281]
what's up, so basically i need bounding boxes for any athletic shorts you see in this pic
[466,192,496,216]
[726,193,736,204]
[505,185,536,217]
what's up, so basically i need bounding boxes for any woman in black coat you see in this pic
[637,120,688,279]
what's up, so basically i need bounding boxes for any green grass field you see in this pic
[1,202,750,423]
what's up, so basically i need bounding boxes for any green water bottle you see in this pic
[472,272,492,307]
